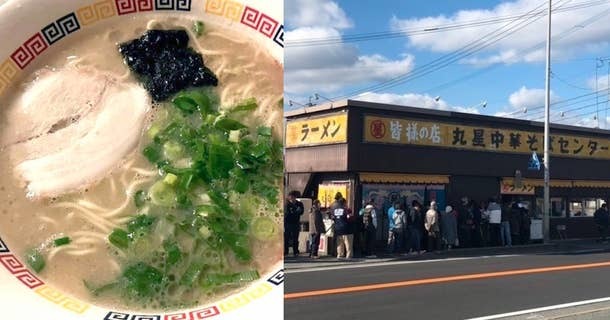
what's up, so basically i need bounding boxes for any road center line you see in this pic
[466,296,610,319]
[284,260,610,300]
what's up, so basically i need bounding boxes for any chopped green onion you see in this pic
[109,229,129,249]
[84,280,117,296]
[143,144,163,163]
[147,124,162,139]
[229,130,241,143]
[53,236,71,247]
[202,270,259,287]
[122,262,164,298]
[163,241,182,266]
[193,21,205,37]
[127,215,156,234]
[214,117,247,131]
[172,96,199,114]
[180,262,204,287]
[134,190,147,208]
[25,249,45,273]
[163,173,179,186]
[251,217,277,241]
[199,225,211,239]
[231,98,257,112]
[163,141,184,161]
[149,180,177,207]
[257,126,272,137]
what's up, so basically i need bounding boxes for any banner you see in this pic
[364,115,610,160]
[286,113,348,148]
[317,184,349,208]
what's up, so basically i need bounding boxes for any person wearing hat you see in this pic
[425,201,441,253]
[441,205,458,250]
[361,203,377,257]
[331,193,353,259]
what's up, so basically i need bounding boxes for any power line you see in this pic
[286,0,608,47]
[551,71,591,90]
[333,0,566,100]
[424,4,610,106]
[503,88,610,119]
[552,98,610,124]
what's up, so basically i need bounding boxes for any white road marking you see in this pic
[466,297,610,320]
[286,255,520,274]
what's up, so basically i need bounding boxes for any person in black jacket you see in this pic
[332,194,353,259]
[594,203,609,243]
[284,191,304,257]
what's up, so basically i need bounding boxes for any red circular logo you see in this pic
[370,120,386,139]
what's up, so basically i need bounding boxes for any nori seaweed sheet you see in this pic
[119,30,218,101]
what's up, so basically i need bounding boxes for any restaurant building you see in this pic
[285,99,610,241]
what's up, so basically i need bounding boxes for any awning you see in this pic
[572,180,610,188]
[502,178,572,188]
[360,173,449,184]
[502,178,610,188]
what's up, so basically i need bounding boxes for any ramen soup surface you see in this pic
[0,16,283,311]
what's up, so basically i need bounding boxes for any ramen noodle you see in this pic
[0,16,283,311]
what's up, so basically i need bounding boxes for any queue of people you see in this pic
[380,196,534,254]
[285,191,535,259]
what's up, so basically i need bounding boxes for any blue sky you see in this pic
[284,0,610,128]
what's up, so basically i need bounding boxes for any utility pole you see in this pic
[543,0,552,243]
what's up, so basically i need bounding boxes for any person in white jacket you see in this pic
[425,201,441,253]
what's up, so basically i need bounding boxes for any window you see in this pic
[569,201,584,217]
[584,199,597,216]
[569,198,606,218]
[536,198,566,218]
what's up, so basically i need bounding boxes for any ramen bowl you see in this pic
[0,0,284,319]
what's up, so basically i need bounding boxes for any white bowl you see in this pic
[0,0,284,319]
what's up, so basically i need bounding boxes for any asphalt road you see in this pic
[285,252,610,320]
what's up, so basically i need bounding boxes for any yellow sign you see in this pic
[317,184,349,208]
[500,181,535,195]
[364,115,610,160]
[286,113,348,148]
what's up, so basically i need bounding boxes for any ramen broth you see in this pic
[0,16,282,310]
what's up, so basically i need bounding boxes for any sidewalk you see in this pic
[284,238,610,270]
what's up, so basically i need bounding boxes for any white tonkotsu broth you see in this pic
[0,15,282,311]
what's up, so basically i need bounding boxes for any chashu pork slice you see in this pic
[0,67,108,147]
[12,68,150,198]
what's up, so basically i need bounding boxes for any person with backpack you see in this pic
[361,204,377,257]
[387,202,399,253]
[332,193,353,259]
[392,203,407,254]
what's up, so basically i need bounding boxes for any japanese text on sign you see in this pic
[286,113,348,148]
[364,115,610,160]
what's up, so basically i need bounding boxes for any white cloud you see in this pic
[354,92,480,114]
[285,0,417,97]
[285,27,359,70]
[286,0,352,29]
[558,115,609,129]
[587,74,610,91]
[285,54,415,94]
[391,0,610,65]
[504,86,559,114]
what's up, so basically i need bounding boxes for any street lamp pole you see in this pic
[543,0,552,243]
